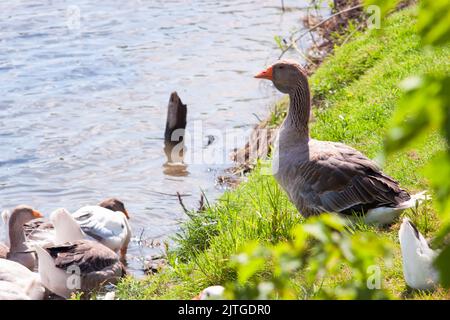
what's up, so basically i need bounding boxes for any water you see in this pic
[0,0,325,275]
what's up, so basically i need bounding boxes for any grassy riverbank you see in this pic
[116,7,450,300]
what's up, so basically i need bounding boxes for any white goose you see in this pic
[193,285,225,300]
[0,258,45,300]
[399,217,439,290]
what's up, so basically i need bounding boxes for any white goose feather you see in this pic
[399,218,439,290]
[71,206,131,255]
[0,258,45,300]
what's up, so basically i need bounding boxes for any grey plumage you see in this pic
[257,60,414,223]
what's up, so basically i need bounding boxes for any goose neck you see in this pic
[8,214,28,252]
[287,80,311,138]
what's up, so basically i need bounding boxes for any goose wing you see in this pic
[71,206,128,250]
[23,218,55,247]
[301,141,410,215]
[46,240,119,273]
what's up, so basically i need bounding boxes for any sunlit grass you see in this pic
[116,7,449,300]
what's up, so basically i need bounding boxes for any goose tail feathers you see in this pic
[396,191,430,210]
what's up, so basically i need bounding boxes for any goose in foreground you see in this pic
[0,258,45,300]
[254,60,427,225]
[3,206,43,270]
[399,218,439,290]
[34,240,125,299]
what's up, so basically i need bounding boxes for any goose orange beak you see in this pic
[32,210,43,218]
[254,66,273,80]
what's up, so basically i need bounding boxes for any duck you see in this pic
[34,240,125,299]
[2,206,43,270]
[254,60,427,225]
[399,217,439,290]
[0,258,45,300]
[192,285,225,300]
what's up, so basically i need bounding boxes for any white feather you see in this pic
[399,218,439,290]
[71,206,131,254]
[364,191,429,225]
[0,258,45,300]
[198,285,225,300]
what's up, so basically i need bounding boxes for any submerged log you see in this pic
[164,92,187,163]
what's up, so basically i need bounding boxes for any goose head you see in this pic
[9,205,43,229]
[50,208,85,244]
[255,60,307,94]
[99,198,130,220]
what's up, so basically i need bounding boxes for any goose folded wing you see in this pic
[79,218,125,245]
[72,207,125,241]
[46,241,118,273]
[23,219,54,238]
[301,147,410,215]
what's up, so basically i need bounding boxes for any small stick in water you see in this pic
[164,92,187,163]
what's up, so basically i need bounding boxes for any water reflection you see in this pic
[0,0,326,276]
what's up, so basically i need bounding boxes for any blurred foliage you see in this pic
[226,214,393,299]
[417,0,450,46]
[369,0,450,287]
[364,0,398,18]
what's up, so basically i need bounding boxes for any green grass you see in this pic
[116,7,450,300]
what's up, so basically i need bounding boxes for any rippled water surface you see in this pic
[0,0,323,275]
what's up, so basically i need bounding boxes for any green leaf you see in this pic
[418,0,450,46]
[434,244,450,288]
[364,0,399,18]
[384,75,449,153]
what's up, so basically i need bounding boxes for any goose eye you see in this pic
[121,224,124,229]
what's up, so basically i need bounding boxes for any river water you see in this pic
[0,0,324,275]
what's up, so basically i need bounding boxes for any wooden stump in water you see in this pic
[164,92,187,163]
